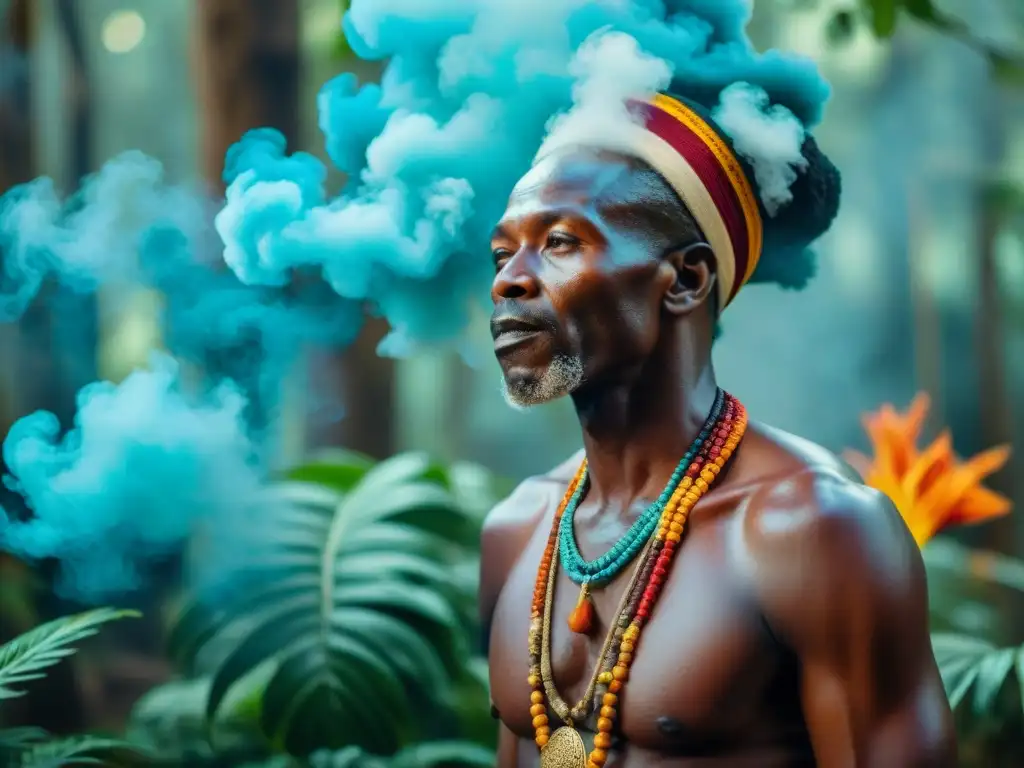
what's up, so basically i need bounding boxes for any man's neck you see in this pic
[571,359,719,510]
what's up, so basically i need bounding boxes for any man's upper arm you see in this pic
[479,485,533,653]
[748,471,956,768]
[479,451,581,654]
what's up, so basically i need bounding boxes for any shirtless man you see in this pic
[479,92,955,767]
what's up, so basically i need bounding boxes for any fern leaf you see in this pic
[15,734,143,768]
[0,608,139,700]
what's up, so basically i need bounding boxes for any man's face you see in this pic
[489,150,674,408]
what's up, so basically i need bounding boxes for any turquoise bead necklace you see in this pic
[558,388,725,589]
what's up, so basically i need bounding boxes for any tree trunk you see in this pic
[0,0,93,735]
[906,187,944,435]
[192,0,302,432]
[973,90,1015,554]
[0,0,41,734]
[193,0,301,192]
[49,0,97,420]
[0,0,36,647]
[193,0,396,458]
[0,0,33,438]
[307,318,396,460]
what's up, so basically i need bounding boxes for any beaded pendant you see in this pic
[567,583,594,634]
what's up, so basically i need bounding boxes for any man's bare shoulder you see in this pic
[482,449,584,535]
[738,420,861,483]
[742,464,913,573]
[479,450,584,629]
[738,421,913,574]
[734,424,925,644]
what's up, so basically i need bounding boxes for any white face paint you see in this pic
[500,353,584,409]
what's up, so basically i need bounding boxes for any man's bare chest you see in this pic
[488,511,801,755]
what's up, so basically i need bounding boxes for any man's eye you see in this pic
[546,232,579,252]
[492,248,512,267]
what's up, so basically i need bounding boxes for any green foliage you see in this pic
[860,0,898,37]
[0,557,41,635]
[932,633,1024,766]
[924,540,1024,764]
[308,741,494,768]
[924,539,1024,644]
[0,609,145,767]
[5,733,143,768]
[0,608,139,701]
[333,0,353,61]
[125,665,276,765]
[984,179,1024,221]
[164,451,497,760]
[818,0,1024,85]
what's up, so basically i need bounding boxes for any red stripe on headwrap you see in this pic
[629,100,752,303]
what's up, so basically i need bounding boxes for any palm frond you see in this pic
[930,630,1024,763]
[0,608,139,700]
[170,452,489,757]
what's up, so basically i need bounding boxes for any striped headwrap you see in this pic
[534,93,764,309]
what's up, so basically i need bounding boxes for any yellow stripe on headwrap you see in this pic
[651,94,763,296]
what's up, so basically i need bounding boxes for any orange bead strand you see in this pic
[528,461,586,749]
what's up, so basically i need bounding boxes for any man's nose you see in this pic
[491,250,540,302]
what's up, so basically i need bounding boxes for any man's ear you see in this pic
[661,242,717,316]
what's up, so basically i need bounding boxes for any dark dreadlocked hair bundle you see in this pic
[667,82,842,294]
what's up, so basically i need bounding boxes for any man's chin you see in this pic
[499,356,584,410]
[500,379,565,411]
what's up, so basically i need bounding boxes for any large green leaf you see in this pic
[171,452,488,757]
[931,632,1024,750]
[0,608,139,700]
[284,449,374,491]
[925,541,1024,763]
[446,658,495,749]
[126,664,275,765]
[309,740,493,768]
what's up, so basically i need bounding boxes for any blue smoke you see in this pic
[0,354,264,601]
[222,0,830,353]
[0,0,831,601]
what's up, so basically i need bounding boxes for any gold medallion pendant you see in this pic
[540,726,587,768]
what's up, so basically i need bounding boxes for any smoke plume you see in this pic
[0,0,831,600]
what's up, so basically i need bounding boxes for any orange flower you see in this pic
[844,393,1012,547]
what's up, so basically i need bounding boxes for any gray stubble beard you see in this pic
[500,354,585,410]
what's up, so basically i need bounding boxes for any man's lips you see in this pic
[491,316,547,351]
[491,316,543,338]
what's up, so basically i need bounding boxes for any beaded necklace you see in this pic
[527,392,747,768]
[559,391,725,635]
[540,536,654,725]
